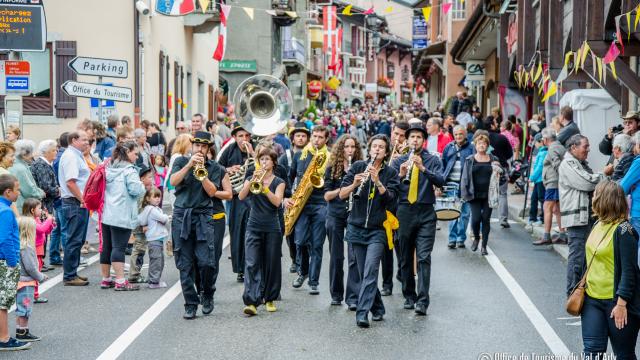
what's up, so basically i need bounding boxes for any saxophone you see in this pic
[283,148,327,236]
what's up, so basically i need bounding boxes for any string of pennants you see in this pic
[341,1,464,21]
[514,4,640,103]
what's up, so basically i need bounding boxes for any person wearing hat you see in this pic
[127,164,156,284]
[600,110,640,158]
[278,122,310,274]
[218,125,254,283]
[169,131,222,319]
[391,122,445,316]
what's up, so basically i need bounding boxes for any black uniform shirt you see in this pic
[171,156,221,209]
[246,176,285,233]
[208,161,227,214]
[341,160,399,229]
[218,142,248,168]
[391,150,445,206]
[289,151,326,205]
[324,165,348,219]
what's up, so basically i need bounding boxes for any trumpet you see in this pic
[347,156,353,212]
[402,145,416,185]
[193,155,208,181]
[354,153,377,200]
[249,169,267,195]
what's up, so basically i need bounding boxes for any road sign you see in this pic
[68,57,128,78]
[0,0,47,52]
[90,83,116,123]
[62,81,132,103]
[0,61,30,95]
[6,77,29,92]
[5,61,30,76]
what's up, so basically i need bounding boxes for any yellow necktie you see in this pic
[408,164,419,204]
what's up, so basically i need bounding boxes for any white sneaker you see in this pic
[525,222,534,232]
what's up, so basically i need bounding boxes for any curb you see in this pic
[507,200,568,261]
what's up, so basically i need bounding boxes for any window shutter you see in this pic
[55,40,77,118]
[159,51,165,126]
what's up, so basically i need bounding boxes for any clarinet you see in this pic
[402,145,416,185]
[354,154,376,200]
[347,156,353,212]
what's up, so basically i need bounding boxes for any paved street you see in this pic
[0,216,605,360]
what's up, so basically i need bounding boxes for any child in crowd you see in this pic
[127,166,155,285]
[138,187,170,288]
[16,216,47,342]
[21,199,53,304]
[153,154,167,195]
[527,134,547,229]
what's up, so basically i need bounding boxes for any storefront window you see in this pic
[21,44,52,115]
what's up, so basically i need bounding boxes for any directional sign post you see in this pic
[65,56,131,122]
[62,81,132,103]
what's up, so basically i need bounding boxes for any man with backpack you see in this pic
[58,131,91,286]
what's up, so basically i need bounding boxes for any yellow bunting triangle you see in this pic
[580,42,590,69]
[533,62,542,82]
[575,47,582,71]
[635,5,640,31]
[628,12,632,40]
[422,6,432,22]
[542,81,557,103]
[243,7,254,20]
[341,4,352,16]
[384,6,393,13]
[198,0,210,14]
[597,57,603,83]
[610,62,618,79]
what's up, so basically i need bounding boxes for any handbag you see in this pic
[566,223,616,316]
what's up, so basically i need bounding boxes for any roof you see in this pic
[380,33,412,48]
[412,41,446,74]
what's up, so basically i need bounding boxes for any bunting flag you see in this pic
[541,80,557,103]
[422,6,432,22]
[627,12,632,40]
[575,47,582,71]
[242,6,254,20]
[213,4,231,61]
[363,6,374,15]
[384,6,393,13]
[591,52,597,78]
[533,62,542,82]
[442,2,452,15]
[615,16,625,55]
[603,42,620,64]
[197,0,210,14]
[610,62,618,80]
[341,4,352,16]
[635,4,640,31]
[580,42,590,69]
[597,57,603,83]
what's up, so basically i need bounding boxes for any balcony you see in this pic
[183,1,220,34]
[307,51,324,78]
[272,0,295,11]
[282,38,306,68]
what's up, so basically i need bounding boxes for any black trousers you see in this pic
[171,209,216,309]
[286,233,297,264]
[397,204,437,307]
[353,241,386,321]
[229,196,250,274]
[469,198,492,247]
[381,245,394,292]
[243,230,282,306]
[326,215,347,302]
[345,242,359,306]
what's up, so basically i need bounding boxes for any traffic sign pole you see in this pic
[98,75,103,123]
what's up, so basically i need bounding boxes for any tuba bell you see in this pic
[233,74,292,137]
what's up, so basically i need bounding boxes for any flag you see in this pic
[197,0,210,14]
[597,57,603,83]
[384,6,393,13]
[156,0,195,16]
[580,42,590,69]
[603,42,620,64]
[422,6,432,22]
[323,6,339,75]
[627,12,632,40]
[442,3,452,15]
[341,4,352,16]
[610,62,618,80]
[364,7,374,15]
[533,62,542,82]
[542,80,557,103]
[243,7,254,20]
[213,4,231,61]
[635,4,640,31]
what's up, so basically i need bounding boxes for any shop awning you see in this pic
[413,41,445,74]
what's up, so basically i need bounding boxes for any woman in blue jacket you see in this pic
[528,134,547,227]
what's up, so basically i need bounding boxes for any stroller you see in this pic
[508,159,529,193]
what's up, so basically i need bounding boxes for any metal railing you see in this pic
[282,39,305,65]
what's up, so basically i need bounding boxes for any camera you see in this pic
[612,124,624,133]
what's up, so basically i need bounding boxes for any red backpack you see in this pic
[83,159,109,212]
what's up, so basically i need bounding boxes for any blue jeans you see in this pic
[444,183,470,244]
[60,198,89,281]
[581,295,639,359]
[294,204,327,287]
[49,204,67,264]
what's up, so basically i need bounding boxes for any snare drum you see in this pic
[435,196,462,221]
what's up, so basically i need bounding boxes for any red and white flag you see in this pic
[213,4,231,61]
[323,6,340,75]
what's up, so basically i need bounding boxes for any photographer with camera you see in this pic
[599,111,639,157]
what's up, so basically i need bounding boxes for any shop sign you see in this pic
[219,60,257,73]
[465,61,485,82]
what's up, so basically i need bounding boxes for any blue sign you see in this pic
[413,39,428,50]
[412,16,428,37]
[91,83,115,108]
[6,76,29,92]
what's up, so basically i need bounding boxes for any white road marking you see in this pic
[96,233,230,360]
[9,254,101,313]
[485,246,571,356]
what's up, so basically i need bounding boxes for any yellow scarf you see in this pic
[299,143,330,176]
[383,211,399,250]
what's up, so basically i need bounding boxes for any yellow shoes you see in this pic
[243,305,257,316]
[265,301,277,312]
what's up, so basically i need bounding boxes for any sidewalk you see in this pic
[506,185,569,261]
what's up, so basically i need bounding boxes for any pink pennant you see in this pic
[442,3,452,15]
[363,7,374,15]
[602,42,620,64]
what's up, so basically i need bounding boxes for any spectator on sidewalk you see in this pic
[134,128,152,169]
[128,165,154,285]
[93,121,115,161]
[482,116,513,228]
[536,126,567,246]
[620,132,640,236]
[4,125,20,144]
[165,121,189,159]
[599,111,639,157]
[106,114,119,140]
[605,134,634,181]
[442,125,475,248]
[557,106,580,146]
[30,139,59,216]
[0,174,30,351]
[216,112,232,141]
[425,117,452,157]
[9,140,44,212]
[0,142,15,176]
[580,180,640,359]
[147,123,166,158]
[527,134,546,229]
[59,131,91,286]
[559,134,603,296]
[49,134,68,266]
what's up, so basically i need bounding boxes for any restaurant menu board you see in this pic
[0,0,46,52]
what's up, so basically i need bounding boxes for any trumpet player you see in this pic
[238,148,286,316]
[323,134,363,307]
[218,126,254,283]
[169,131,220,320]
[339,135,399,328]
[391,122,444,316]
[286,125,330,294]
